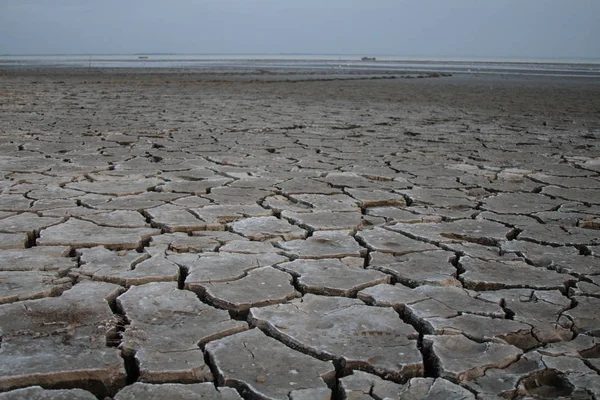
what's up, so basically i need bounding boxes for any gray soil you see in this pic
[0,69,599,399]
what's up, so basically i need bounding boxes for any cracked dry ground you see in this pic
[0,72,599,400]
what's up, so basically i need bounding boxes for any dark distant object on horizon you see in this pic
[361,57,376,61]
[138,56,149,60]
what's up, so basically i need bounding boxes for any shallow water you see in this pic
[1,54,599,78]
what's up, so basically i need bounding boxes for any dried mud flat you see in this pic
[0,69,599,399]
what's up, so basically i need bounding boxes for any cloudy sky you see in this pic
[1,0,598,59]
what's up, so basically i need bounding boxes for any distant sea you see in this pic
[1,54,599,78]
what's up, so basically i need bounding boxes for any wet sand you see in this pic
[0,69,599,399]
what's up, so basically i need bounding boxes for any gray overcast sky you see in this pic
[1,0,599,59]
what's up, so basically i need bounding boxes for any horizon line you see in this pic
[2,52,600,60]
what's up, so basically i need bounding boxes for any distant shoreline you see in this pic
[1,55,599,79]
[1,53,599,65]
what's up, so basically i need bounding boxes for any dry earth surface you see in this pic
[0,69,599,399]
